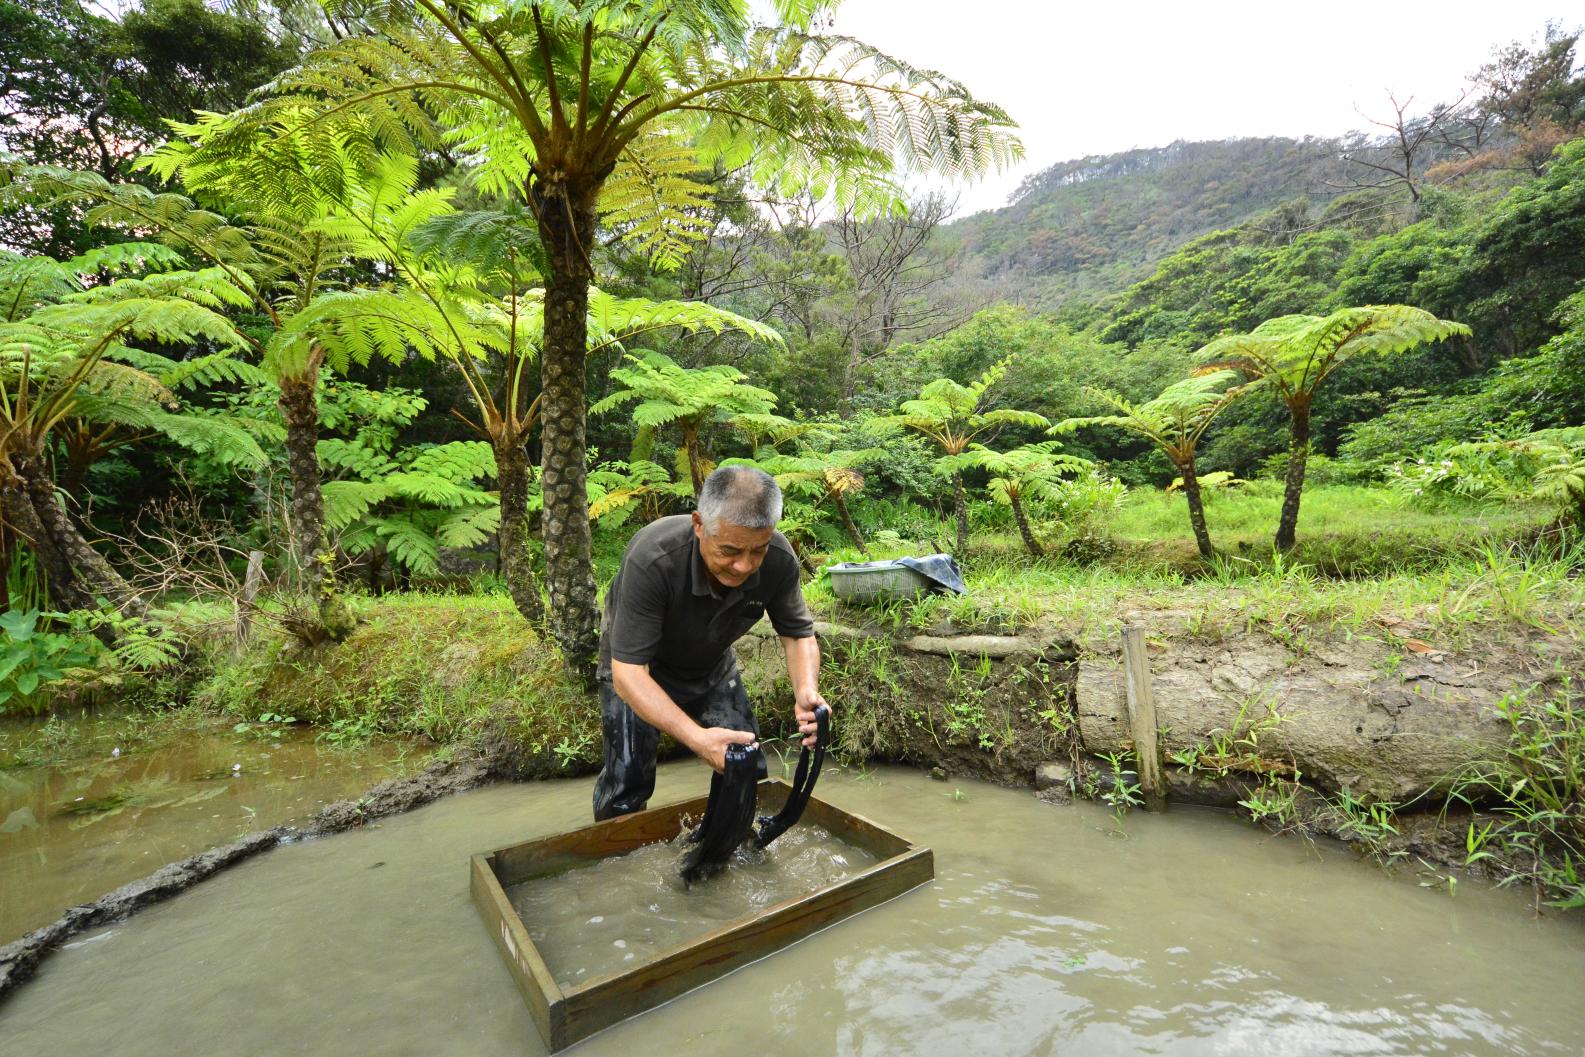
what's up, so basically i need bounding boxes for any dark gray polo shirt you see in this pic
[597,515,815,704]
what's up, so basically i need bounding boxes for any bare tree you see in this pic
[1337,90,1468,217]
[829,192,972,402]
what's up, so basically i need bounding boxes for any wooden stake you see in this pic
[1121,623,1168,811]
[236,549,265,645]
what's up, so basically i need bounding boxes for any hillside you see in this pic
[940,137,1358,307]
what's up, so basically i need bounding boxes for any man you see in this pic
[592,465,829,820]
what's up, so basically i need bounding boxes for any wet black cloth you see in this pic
[591,675,766,821]
[596,515,815,704]
[753,704,829,849]
[677,742,762,885]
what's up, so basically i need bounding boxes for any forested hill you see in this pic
[941,137,1356,305]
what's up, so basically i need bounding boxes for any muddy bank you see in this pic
[0,752,496,1003]
[736,615,1575,803]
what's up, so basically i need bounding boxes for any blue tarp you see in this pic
[896,553,967,595]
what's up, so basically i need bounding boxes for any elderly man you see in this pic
[592,465,828,821]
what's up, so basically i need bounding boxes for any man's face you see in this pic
[692,512,774,589]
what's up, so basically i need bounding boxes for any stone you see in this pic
[929,766,948,781]
[1034,760,1073,791]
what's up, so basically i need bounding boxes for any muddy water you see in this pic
[5,765,1584,1057]
[0,720,417,943]
[510,824,878,987]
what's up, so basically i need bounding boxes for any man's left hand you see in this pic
[794,692,830,748]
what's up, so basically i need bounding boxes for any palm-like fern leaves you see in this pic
[1196,305,1472,401]
[1058,371,1246,466]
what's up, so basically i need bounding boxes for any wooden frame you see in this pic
[471,779,934,1053]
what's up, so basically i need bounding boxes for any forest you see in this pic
[2,1,1584,919]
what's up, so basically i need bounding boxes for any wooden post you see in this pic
[1121,623,1168,811]
[236,550,265,645]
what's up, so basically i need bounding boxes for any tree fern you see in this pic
[1196,304,1470,549]
[1058,372,1246,559]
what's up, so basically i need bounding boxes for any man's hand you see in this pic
[795,692,830,748]
[687,726,758,774]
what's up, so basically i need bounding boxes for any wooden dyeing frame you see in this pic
[470,779,934,1053]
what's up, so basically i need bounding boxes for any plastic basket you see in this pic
[827,559,935,602]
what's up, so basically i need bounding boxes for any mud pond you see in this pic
[0,713,420,943]
[4,761,1584,1056]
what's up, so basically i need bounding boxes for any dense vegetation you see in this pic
[1,3,1582,905]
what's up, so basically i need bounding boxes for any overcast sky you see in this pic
[824,1,1578,217]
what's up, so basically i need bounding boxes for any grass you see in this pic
[1101,482,1553,575]
[802,535,1584,659]
[192,592,601,774]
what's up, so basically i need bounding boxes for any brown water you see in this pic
[0,717,418,943]
[3,764,1583,1056]
[509,823,879,987]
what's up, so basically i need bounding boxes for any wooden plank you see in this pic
[558,847,934,1049]
[1121,623,1168,811]
[489,779,908,884]
[796,794,914,859]
[492,795,706,885]
[470,853,565,1045]
[473,777,936,1052]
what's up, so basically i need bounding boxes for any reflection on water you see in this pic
[509,823,878,986]
[3,764,1583,1057]
[0,717,419,943]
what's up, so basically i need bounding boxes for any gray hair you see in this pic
[697,466,783,532]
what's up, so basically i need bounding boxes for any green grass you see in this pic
[807,535,1584,656]
[193,593,601,774]
[1103,482,1552,572]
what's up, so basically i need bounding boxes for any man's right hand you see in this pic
[687,726,757,774]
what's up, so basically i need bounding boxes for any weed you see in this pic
[1098,749,1144,821]
[1451,677,1584,910]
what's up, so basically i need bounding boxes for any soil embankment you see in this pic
[736,617,1571,803]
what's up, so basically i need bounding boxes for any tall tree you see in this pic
[1197,307,1469,550]
[11,140,458,638]
[262,182,780,625]
[199,0,1020,673]
[888,357,1049,554]
[1058,373,1246,560]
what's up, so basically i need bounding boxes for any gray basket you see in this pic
[827,559,935,602]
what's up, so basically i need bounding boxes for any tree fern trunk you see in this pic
[951,471,969,555]
[832,491,869,555]
[278,371,352,640]
[536,183,600,681]
[1010,492,1043,557]
[1275,402,1311,552]
[25,469,144,617]
[494,436,546,626]
[1,475,92,612]
[1179,455,1215,560]
[682,422,705,496]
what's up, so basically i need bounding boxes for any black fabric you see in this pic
[677,742,762,885]
[597,515,814,703]
[591,676,766,821]
[754,704,830,849]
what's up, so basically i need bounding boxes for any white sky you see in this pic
[825,0,1578,217]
